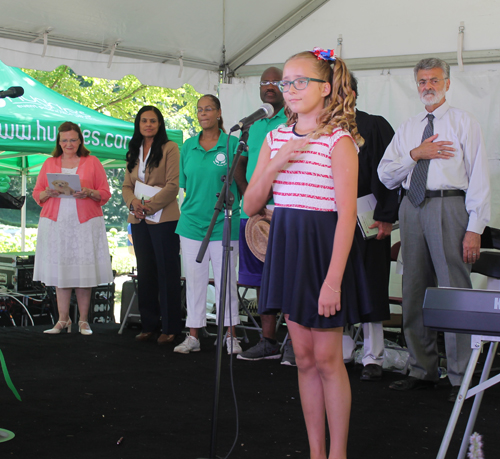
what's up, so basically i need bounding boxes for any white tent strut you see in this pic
[178,52,184,79]
[457,22,465,72]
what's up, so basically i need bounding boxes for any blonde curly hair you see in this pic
[284,51,364,147]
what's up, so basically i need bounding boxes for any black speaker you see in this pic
[89,284,115,324]
[120,280,140,325]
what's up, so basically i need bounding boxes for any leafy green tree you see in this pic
[22,66,202,138]
[102,168,129,230]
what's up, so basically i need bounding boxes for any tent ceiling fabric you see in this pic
[0,0,327,92]
[248,0,500,65]
[2,1,500,87]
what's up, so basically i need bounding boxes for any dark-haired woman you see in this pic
[173,95,242,355]
[33,121,113,335]
[122,106,182,344]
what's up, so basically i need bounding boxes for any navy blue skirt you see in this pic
[259,207,373,328]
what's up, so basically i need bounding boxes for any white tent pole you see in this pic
[21,157,26,252]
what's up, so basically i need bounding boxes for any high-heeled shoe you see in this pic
[44,319,72,334]
[78,321,93,336]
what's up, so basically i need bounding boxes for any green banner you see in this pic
[0,60,183,176]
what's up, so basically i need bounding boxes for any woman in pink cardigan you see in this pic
[33,122,113,335]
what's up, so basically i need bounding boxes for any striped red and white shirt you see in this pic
[267,125,358,212]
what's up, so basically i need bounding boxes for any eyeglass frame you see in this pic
[417,78,448,88]
[60,138,80,144]
[278,77,327,93]
[260,80,281,87]
[196,106,218,114]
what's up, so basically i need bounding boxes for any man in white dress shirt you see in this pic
[377,58,490,401]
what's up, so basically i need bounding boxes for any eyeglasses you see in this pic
[60,139,79,144]
[278,77,327,93]
[260,80,280,87]
[417,78,448,88]
[197,107,217,114]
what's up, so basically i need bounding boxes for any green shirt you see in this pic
[240,107,287,218]
[176,130,240,241]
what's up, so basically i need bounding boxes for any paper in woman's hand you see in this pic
[47,173,82,198]
[134,181,163,223]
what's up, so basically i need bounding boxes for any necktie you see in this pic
[407,114,435,207]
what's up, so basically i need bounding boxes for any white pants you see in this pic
[362,322,385,366]
[180,236,240,328]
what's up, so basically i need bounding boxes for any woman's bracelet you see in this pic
[324,280,341,293]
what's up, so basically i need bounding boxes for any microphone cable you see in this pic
[219,132,240,459]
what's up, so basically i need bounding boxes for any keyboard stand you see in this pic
[437,334,500,459]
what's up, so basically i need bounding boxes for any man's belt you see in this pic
[425,190,465,198]
[401,189,465,198]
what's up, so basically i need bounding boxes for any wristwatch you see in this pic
[90,191,94,197]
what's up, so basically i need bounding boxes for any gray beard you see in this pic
[420,88,446,107]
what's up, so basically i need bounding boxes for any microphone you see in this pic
[0,86,24,99]
[230,103,274,132]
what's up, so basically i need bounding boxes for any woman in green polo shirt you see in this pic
[174,94,242,355]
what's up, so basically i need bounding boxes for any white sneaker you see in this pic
[226,336,242,355]
[174,334,201,354]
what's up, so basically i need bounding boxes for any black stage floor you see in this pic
[0,324,499,459]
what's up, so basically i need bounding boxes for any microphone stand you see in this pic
[196,128,249,459]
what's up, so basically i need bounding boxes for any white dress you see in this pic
[33,167,113,288]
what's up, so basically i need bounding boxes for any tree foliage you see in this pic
[102,168,129,229]
[22,66,203,138]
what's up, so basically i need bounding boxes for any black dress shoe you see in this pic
[360,364,383,381]
[389,376,437,391]
[448,386,461,403]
